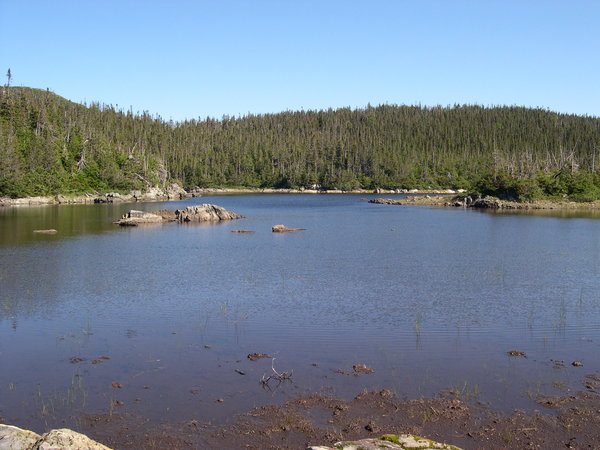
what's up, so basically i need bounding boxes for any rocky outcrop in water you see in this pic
[115,204,243,226]
[115,210,167,226]
[272,224,306,232]
[368,196,449,206]
[369,198,402,205]
[0,424,111,450]
[32,229,58,234]
[176,204,243,223]
[307,434,461,450]
[470,196,502,209]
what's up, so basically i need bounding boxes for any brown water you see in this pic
[1,194,599,433]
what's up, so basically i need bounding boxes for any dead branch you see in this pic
[260,358,293,389]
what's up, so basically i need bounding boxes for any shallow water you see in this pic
[1,194,599,432]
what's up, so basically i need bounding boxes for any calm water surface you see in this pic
[1,194,599,432]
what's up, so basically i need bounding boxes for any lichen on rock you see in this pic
[306,433,461,450]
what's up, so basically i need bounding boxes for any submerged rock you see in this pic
[353,364,375,375]
[369,198,401,205]
[247,352,271,361]
[33,229,58,234]
[175,204,244,223]
[272,224,305,232]
[307,433,461,449]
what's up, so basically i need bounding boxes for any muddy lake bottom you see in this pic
[1,194,600,448]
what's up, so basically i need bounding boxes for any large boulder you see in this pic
[0,425,111,450]
[115,204,242,226]
[470,196,502,209]
[35,428,111,450]
[165,183,189,200]
[0,424,41,449]
[176,204,243,223]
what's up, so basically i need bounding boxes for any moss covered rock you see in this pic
[307,433,461,450]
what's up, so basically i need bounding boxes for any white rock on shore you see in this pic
[0,183,191,207]
[307,434,461,450]
[0,424,111,450]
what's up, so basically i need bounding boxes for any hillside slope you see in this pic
[1,87,600,200]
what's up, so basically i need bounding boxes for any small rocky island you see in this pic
[115,204,243,226]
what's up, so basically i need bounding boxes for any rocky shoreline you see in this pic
[114,204,243,226]
[0,183,192,207]
[0,186,463,207]
[48,388,598,449]
[369,194,600,210]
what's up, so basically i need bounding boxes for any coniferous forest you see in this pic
[1,86,600,201]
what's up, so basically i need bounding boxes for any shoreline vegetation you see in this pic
[3,87,600,205]
[0,184,460,207]
[4,185,600,211]
[369,194,600,210]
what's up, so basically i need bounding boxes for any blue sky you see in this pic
[1,1,599,121]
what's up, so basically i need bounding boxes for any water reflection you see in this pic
[1,195,600,432]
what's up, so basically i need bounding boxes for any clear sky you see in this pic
[1,1,599,121]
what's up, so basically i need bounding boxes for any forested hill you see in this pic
[2,86,600,200]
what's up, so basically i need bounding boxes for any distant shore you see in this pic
[4,185,600,210]
[370,194,600,210]
[0,186,460,207]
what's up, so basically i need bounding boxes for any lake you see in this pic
[1,194,599,433]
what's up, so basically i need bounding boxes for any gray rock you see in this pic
[272,224,305,232]
[165,183,190,200]
[135,186,166,202]
[114,210,165,226]
[55,194,97,204]
[307,433,461,450]
[176,204,243,223]
[5,196,57,206]
[471,196,502,209]
[35,428,111,450]
[0,425,111,450]
[368,198,400,205]
[115,204,242,226]
[0,424,41,449]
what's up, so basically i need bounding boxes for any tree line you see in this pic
[1,86,600,200]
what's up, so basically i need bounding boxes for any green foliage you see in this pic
[473,171,600,202]
[555,172,600,202]
[474,174,544,201]
[2,87,600,200]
